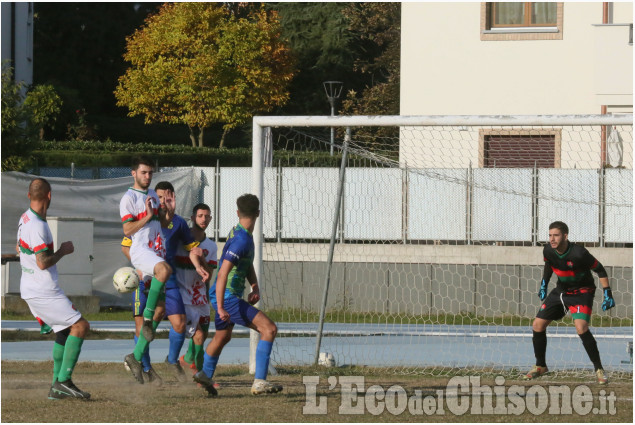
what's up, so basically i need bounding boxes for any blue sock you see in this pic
[255,340,273,380]
[134,335,152,372]
[202,353,219,379]
[167,328,186,364]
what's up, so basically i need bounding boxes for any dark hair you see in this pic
[131,155,154,171]
[192,203,211,215]
[154,181,174,192]
[236,193,259,217]
[549,221,569,235]
[28,178,51,201]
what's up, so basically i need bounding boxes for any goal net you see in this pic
[250,115,633,377]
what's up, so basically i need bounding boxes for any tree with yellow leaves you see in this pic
[115,3,295,147]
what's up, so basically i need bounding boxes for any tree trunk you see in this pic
[188,126,197,147]
[219,127,230,148]
[198,126,205,147]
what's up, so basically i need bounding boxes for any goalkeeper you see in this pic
[524,221,615,384]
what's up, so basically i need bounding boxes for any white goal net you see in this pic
[250,115,633,377]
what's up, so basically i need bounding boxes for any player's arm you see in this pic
[585,252,615,310]
[36,241,74,270]
[215,259,235,321]
[246,264,260,305]
[539,251,553,300]
[122,196,154,237]
[121,237,132,261]
[188,245,211,283]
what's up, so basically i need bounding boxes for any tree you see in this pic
[2,62,62,171]
[115,3,295,148]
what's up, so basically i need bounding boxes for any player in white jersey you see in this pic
[176,203,218,374]
[120,156,173,384]
[17,178,91,400]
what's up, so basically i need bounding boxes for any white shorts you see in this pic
[184,304,211,338]
[131,247,164,277]
[25,295,82,333]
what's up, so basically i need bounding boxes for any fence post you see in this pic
[532,161,538,246]
[71,162,75,179]
[214,159,220,243]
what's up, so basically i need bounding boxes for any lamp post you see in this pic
[323,81,343,156]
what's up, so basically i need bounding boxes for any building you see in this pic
[1,2,34,86]
[400,2,633,169]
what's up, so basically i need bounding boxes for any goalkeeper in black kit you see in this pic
[524,221,616,385]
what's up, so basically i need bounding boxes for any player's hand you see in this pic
[196,265,210,283]
[538,279,548,301]
[58,241,74,256]
[144,196,155,218]
[602,287,615,311]
[247,287,260,305]
[217,306,230,322]
[163,189,176,215]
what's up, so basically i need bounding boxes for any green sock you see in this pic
[57,336,84,382]
[194,343,204,371]
[143,277,165,321]
[184,339,195,364]
[133,332,149,361]
[153,320,161,330]
[52,342,65,385]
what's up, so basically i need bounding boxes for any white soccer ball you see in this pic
[113,267,139,293]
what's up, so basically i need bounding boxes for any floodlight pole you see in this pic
[324,81,343,156]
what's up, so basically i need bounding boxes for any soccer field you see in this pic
[1,361,632,422]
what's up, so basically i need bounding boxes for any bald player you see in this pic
[17,178,91,400]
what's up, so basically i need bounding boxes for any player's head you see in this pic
[548,221,569,251]
[131,156,154,190]
[28,178,52,208]
[192,203,211,231]
[154,181,175,210]
[236,194,260,219]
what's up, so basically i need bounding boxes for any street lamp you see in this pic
[323,81,343,156]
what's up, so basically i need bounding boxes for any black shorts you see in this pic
[536,287,595,322]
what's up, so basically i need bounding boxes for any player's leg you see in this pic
[193,321,210,372]
[194,299,236,396]
[246,310,283,395]
[29,296,91,399]
[568,290,607,384]
[133,277,153,376]
[164,285,187,381]
[142,261,172,326]
[524,290,564,380]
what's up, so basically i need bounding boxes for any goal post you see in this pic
[250,114,633,376]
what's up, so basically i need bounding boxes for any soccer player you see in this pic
[154,181,209,381]
[120,156,172,383]
[524,221,616,384]
[193,194,283,396]
[176,203,218,374]
[17,178,91,399]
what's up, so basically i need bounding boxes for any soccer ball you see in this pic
[113,267,139,293]
[318,352,335,367]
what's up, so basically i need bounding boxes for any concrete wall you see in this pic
[262,260,633,319]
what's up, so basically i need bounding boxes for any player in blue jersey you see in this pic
[193,194,283,396]
[122,181,209,384]
[155,181,210,381]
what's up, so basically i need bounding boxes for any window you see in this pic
[491,2,557,28]
[481,2,563,41]
[479,129,561,168]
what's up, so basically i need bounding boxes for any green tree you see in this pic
[2,62,62,171]
[115,3,295,148]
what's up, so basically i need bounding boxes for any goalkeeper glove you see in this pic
[602,287,615,311]
[538,279,548,301]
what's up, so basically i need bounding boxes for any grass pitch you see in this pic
[1,361,632,423]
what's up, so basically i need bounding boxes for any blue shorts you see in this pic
[132,274,184,317]
[212,295,259,331]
